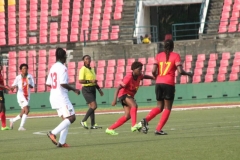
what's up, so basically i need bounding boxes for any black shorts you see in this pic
[0,91,5,103]
[118,94,133,107]
[82,86,96,104]
[155,83,175,101]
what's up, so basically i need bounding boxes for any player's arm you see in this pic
[176,55,193,77]
[152,64,158,78]
[111,84,123,106]
[28,76,34,88]
[0,84,11,90]
[95,84,104,96]
[10,77,18,92]
[61,69,80,95]
[143,75,155,80]
[61,84,80,95]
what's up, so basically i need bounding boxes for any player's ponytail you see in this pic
[164,39,174,61]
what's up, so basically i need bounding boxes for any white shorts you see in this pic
[56,102,75,118]
[17,96,29,109]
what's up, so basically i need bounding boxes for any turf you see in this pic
[0,108,239,160]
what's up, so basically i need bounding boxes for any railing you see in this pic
[133,0,140,33]
[83,25,158,46]
[199,0,210,34]
[172,20,240,41]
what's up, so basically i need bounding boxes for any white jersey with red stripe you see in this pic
[46,62,71,109]
[11,74,34,101]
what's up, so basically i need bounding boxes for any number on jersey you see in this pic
[51,72,57,89]
[159,62,171,76]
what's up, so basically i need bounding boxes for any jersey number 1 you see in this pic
[159,62,171,76]
[51,72,57,89]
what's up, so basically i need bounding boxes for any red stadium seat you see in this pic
[29,37,37,44]
[97,67,105,74]
[38,64,47,71]
[18,58,26,64]
[222,52,230,60]
[98,60,106,67]
[204,74,213,83]
[49,50,56,57]
[115,73,123,80]
[96,74,104,81]
[217,74,226,82]
[114,80,122,88]
[8,72,17,80]
[107,67,115,73]
[8,51,17,59]
[142,79,151,86]
[104,6,112,13]
[125,66,131,73]
[68,76,75,84]
[107,60,116,67]
[208,60,216,68]
[18,51,27,58]
[194,68,202,76]
[37,71,46,78]
[234,52,240,59]
[48,56,56,64]
[183,61,191,69]
[103,13,111,20]
[114,12,122,20]
[78,61,84,68]
[180,76,188,84]
[145,64,153,72]
[233,59,240,66]
[68,69,75,76]
[192,75,201,83]
[138,58,146,64]
[68,62,76,69]
[197,54,206,61]
[115,5,123,13]
[106,74,114,80]
[37,78,46,85]
[28,57,37,65]
[116,66,125,73]
[39,36,48,44]
[147,57,155,64]
[219,66,227,74]
[8,66,16,72]
[231,66,239,73]
[91,61,96,68]
[39,57,47,64]
[37,85,45,92]
[209,53,218,60]
[38,50,46,57]
[19,37,27,45]
[75,82,83,90]
[8,38,16,45]
[220,60,229,67]
[195,61,204,68]
[207,67,215,75]
[117,59,125,66]
[19,31,26,37]
[127,58,135,66]
[104,80,113,88]
[60,35,68,43]
[0,39,6,46]
[229,73,238,81]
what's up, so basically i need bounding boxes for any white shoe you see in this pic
[18,127,26,131]
[9,119,14,130]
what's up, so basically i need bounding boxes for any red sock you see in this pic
[130,107,137,127]
[145,107,162,122]
[1,112,6,128]
[109,116,128,130]
[156,109,171,131]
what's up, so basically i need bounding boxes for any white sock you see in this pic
[12,115,21,122]
[52,119,71,135]
[59,125,69,144]
[20,114,27,127]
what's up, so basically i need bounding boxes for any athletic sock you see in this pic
[12,115,21,122]
[145,107,162,122]
[82,108,94,122]
[90,110,95,126]
[156,109,171,131]
[130,107,137,127]
[59,125,69,144]
[109,116,128,130]
[1,112,6,127]
[20,114,27,127]
[52,119,71,135]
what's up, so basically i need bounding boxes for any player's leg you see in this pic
[106,106,130,135]
[18,105,29,131]
[81,87,96,129]
[155,84,175,135]
[0,102,10,130]
[124,97,140,132]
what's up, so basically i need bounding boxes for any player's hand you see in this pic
[5,85,11,91]
[188,72,193,78]
[74,89,80,95]
[99,90,104,96]
[152,76,156,80]
[89,80,98,83]
[111,100,117,106]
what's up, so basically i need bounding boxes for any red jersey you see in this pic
[155,51,181,86]
[0,73,4,91]
[118,73,144,98]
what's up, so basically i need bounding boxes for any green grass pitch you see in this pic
[0,108,239,160]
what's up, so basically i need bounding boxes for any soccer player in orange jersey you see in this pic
[10,64,34,131]
[140,39,193,135]
[0,64,11,130]
[106,62,155,135]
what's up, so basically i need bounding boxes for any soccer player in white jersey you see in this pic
[9,64,34,131]
[46,48,80,148]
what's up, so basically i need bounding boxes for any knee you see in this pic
[125,113,131,120]
[69,115,76,123]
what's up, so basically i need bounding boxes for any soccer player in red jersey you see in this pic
[0,64,11,130]
[106,62,155,135]
[141,39,193,135]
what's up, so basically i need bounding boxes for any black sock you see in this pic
[90,110,95,126]
[82,108,94,122]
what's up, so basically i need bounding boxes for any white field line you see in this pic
[13,105,240,119]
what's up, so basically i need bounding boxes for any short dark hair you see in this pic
[19,63,28,70]
[131,61,143,70]
[56,48,66,61]
[82,55,91,60]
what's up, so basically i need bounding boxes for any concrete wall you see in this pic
[83,43,158,60]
